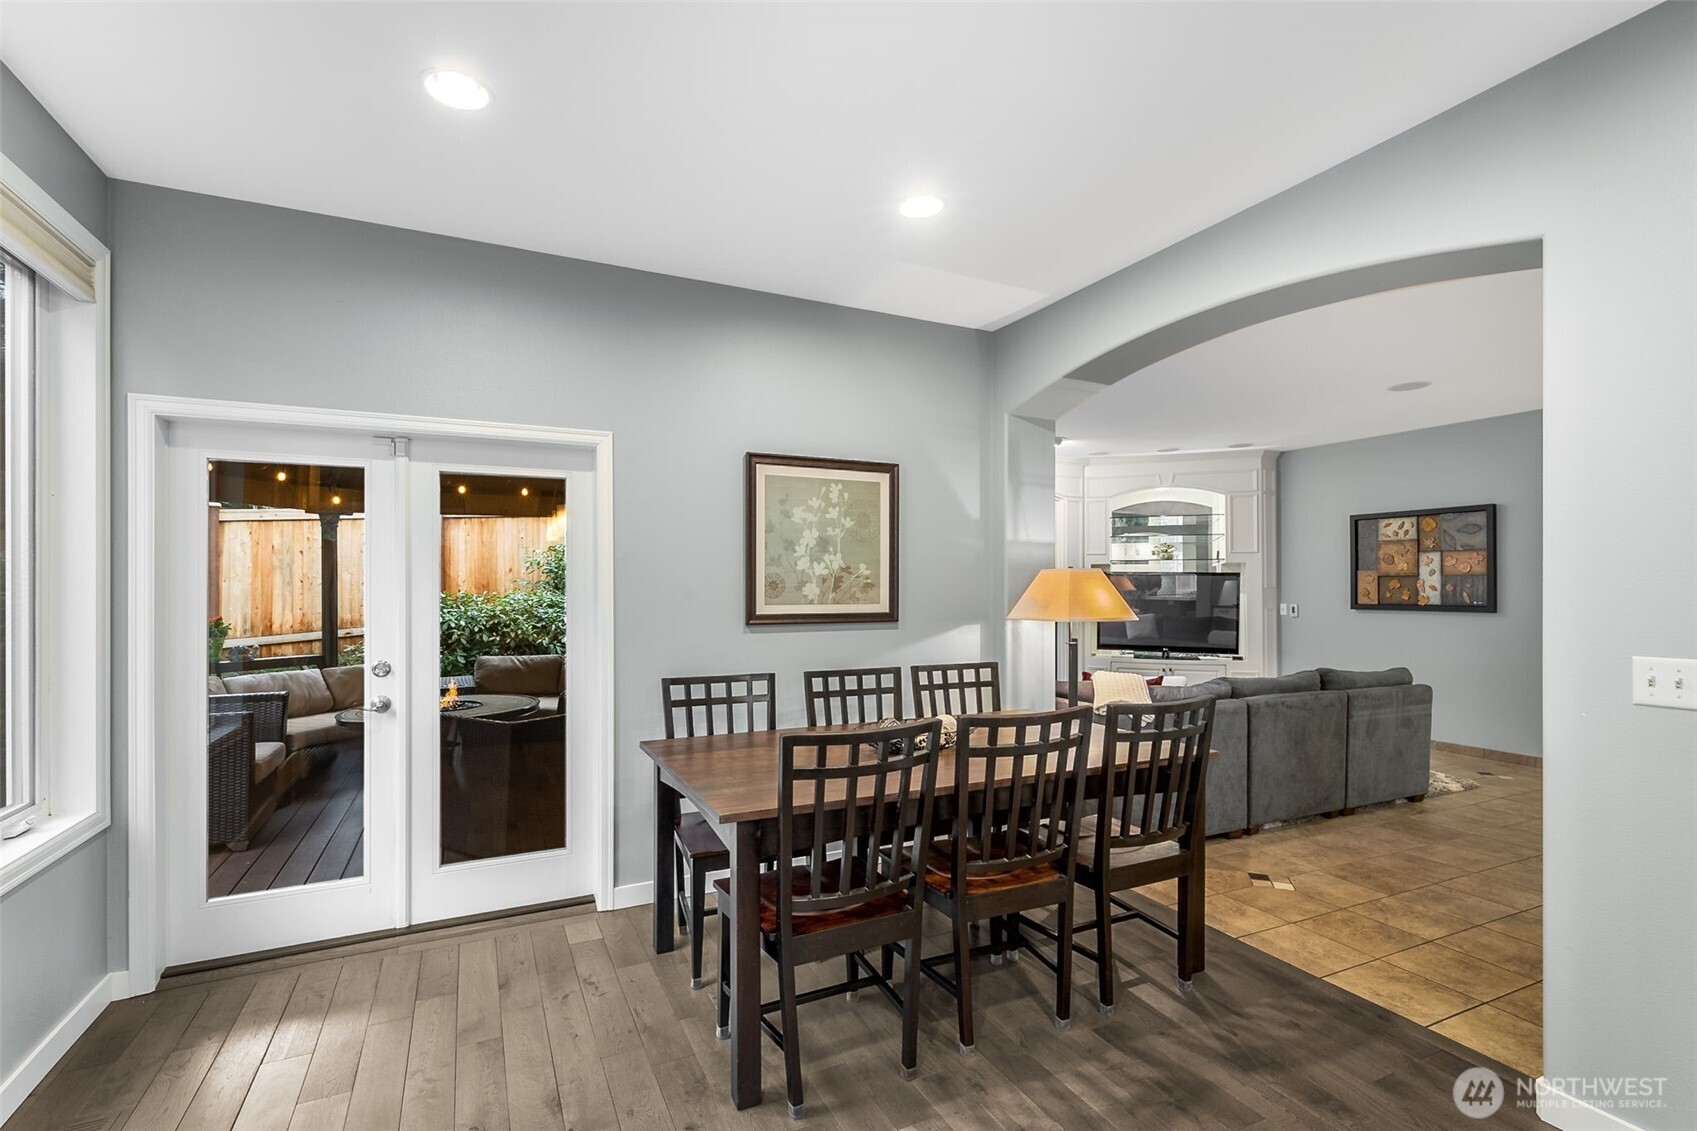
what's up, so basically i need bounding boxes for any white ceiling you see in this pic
[1054,269,1542,457]
[3,4,1645,329]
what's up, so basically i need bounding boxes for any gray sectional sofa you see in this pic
[1060,667,1432,836]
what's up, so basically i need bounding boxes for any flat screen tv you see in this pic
[1095,570,1241,656]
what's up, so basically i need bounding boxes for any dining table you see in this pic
[640,713,1210,1110]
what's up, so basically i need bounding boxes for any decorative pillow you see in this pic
[1089,671,1151,714]
[1143,675,1164,686]
[1317,667,1414,690]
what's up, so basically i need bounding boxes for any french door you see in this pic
[161,421,596,967]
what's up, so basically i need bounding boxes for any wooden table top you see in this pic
[640,716,1208,825]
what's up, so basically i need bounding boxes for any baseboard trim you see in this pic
[611,880,654,910]
[1433,741,1542,768]
[0,970,121,1123]
[1535,1077,1649,1130]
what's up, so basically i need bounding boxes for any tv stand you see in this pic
[1103,654,1231,682]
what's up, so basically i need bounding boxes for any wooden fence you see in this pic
[213,513,557,656]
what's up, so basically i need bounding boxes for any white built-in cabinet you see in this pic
[1055,451,1279,679]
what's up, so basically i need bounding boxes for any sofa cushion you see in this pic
[1152,678,1231,703]
[252,741,289,783]
[322,664,365,710]
[1318,666,1413,691]
[223,669,334,717]
[207,674,227,694]
[285,713,361,752]
[1226,671,1322,699]
[474,655,565,696]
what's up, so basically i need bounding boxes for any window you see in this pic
[0,253,36,824]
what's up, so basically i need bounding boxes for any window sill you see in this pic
[0,809,108,897]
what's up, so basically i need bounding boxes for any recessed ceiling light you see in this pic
[899,194,945,220]
[1156,447,1181,453]
[1387,380,1432,392]
[423,69,492,111]
[1228,443,1255,449]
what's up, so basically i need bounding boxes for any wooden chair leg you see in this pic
[778,955,804,1118]
[899,927,924,1080]
[690,864,708,989]
[715,909,731,1040]
[844,952,861,1000]
[881,943,894,983]
[953,912,976,1055]
[675,845,688,932]
[1095,883,1116,1015]
[989,915,1005,966]
[1177,873,1205,983]
[1054,896,1074,1030]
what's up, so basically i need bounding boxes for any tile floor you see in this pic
[1144,745,1544,1075]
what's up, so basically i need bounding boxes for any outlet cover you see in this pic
[1632,656,1695,710]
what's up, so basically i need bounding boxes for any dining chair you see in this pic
[713,718,942,1118]
[911,706,1092,1054]
[661,673,777,989]
[1055,696,1214,1014]
[802,666,903,726]
[911,661,1001,717]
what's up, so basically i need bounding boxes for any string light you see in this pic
[330,494,342,506]
[275,470,288,482]
[457,484,468,495]
[520,487,529,497]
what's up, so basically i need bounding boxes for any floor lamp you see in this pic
[1008,568,1137,706]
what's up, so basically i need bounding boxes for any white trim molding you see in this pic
[0,971,123,1123]
[609,880,655,911]
[1535,1077,1652,1131]
[0,156,112,895]
[126,394,616,993]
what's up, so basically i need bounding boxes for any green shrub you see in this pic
[438,543,566,676]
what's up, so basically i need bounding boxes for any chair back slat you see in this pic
[1100,698,1213,858]
[803,667,903,726]
[952,707,1091,879]
[777,720,943,935]
[661,673,776,739]
[911,662,1001,718]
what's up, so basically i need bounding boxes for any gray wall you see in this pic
[107,182,991,922]
[990,5,1696,1123]
[1278,412,1543,757]
[0,64,113,1086]
[0,63,108,244]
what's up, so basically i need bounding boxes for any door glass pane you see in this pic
[438,472,567,864]
[206,460,366,897]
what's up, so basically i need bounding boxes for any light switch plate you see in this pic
[1632,657,1695,709]
[1278,603,1290,616]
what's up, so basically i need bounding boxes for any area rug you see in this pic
[1428,769,1481,795]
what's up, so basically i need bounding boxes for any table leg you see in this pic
[653,767,678,955]
[730,820,762,1109]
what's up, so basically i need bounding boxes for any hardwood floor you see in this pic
[206,749,365,899]
[8,887,1543,1129]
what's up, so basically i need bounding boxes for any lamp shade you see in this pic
[1007,568,1137,622]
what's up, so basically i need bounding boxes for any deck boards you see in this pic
[206,749,364,899]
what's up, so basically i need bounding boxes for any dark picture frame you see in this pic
[1350,504,1498,613]
[745,452,899,626]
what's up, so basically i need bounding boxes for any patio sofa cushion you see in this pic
[474,654,565,697]
[223,669,334,717]
[322,665,365,710]
[252,740,289,783]
[208,674,227,694]
[287,714,361,752]
[1318,666,1414,690]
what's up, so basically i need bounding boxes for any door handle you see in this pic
[366,695,393,714]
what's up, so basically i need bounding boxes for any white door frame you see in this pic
[126,393,616,994]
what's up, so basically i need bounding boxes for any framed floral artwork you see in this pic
[745,453,899,625]
[1351,504,1497,612]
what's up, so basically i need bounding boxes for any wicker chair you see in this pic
[206,690,291,851]
[444,712,566,861]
